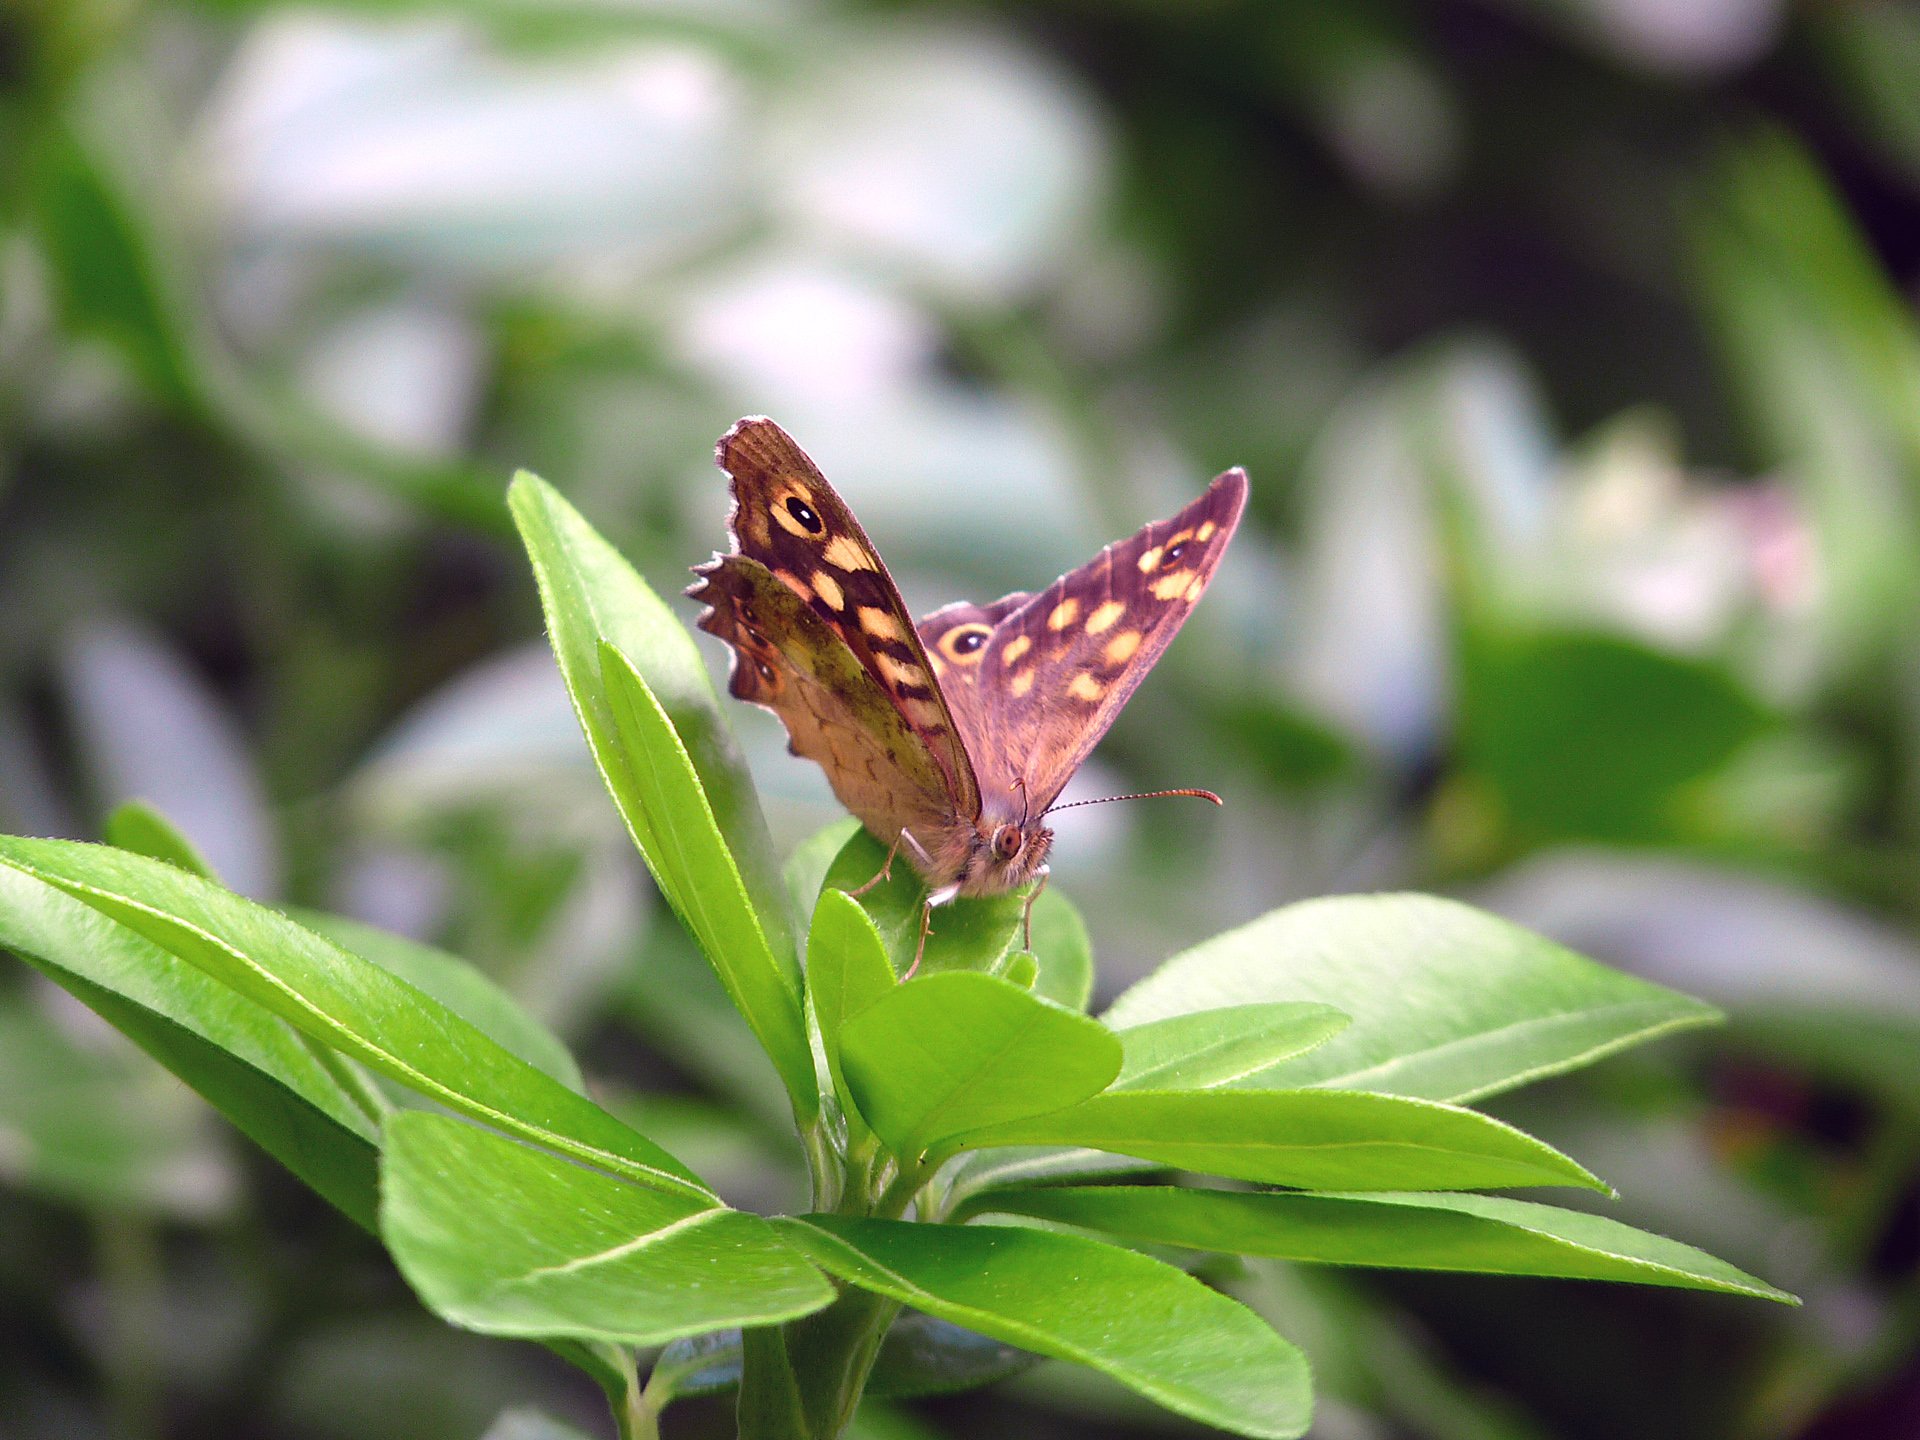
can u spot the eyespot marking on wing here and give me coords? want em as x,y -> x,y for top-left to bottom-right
940,624 -> 992,664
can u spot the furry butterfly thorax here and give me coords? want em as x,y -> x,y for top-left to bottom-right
690,417 -> 1247,917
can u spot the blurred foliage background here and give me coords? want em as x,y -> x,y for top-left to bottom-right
3,0 -> 1920,1437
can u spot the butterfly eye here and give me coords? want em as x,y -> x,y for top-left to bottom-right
785,497 -> 823,534
991,824 -> 1023,860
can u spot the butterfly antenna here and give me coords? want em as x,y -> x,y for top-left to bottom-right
1042,788 -> 1223,816
1014,776 -> 1032,828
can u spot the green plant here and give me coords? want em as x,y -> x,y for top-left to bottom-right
0,474 -> 1794,1440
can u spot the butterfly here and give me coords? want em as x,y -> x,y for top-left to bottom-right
690,417 -> 1248,970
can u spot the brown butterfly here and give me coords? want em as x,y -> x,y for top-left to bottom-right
690,417 -> 1247,970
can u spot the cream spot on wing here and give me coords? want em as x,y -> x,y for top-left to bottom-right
812,571 -> 845,610
1002,634 -> 1032,665
1196,520 -> 1217,542
1151,570 -> 1191,601
1086,600 -> 1126,635
858,607 -> 906,642
1068,673 -> 1105,702
823,535 -> 874,571
1048,598 -> 1080,630
1010,668 -> 1035,697
1104,630 -> 1143,665
1137,546 -> 1163,573
774,568 -> 814,601
1185,572 -> 1208,601
901,696 -> 946,729
875,653 -> 926,689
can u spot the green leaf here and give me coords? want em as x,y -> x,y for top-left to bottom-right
295,910 -> 583,1092
839,972 -> 1121,1158
776,1216 -> 1311,1439
785,818 -> 862,919
1113,1004 -> 1350,1091
823,829 -> 1022,978
807,889 -> 896,1131
956,1089 -> 1604,1192
0,998 -> 228,1217
1104,893 -> 1718,1104
0,838 -> 709,1200
1459,629 -> 1773,844
103,801 -> 216,879
979,1187 -> 1796,1303
0,862 -> 381,1227
869,1313 -> 1039,1398
598,640 -> 814,1111
380,1112 -> 833,1346
1027,887 -> 1093,1010
508,473 -> 814,1119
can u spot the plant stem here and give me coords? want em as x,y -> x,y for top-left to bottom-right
95,1211 -> 163,1440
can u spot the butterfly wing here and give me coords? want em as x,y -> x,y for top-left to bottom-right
958,469 -> 1249,812
915,590 -> 1032,760
691,555 -> 959,848
708,416 -> 980,822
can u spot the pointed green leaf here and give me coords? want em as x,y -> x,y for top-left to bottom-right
807,888 -> 896,1129
1114,1004 -> 1350,1091
980,1187 -> 1796,1303
600,640 -> 812,1109
293,910 -> 583,1092
508,472 -> 813,1119
381,1113 -> 833,1345
776,1215 -> 1311,1439
839,972 -> 1121,1157
103,801 -> 215,880
1104,894 -> 1718,1103
0,838 -> 710,1200
956,1089 -> 1604,1192
0,861 -> 380,1227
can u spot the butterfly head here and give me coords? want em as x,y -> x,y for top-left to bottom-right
956,816 -> 1052,895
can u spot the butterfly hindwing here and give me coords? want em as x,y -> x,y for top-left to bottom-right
966,469 -> 1249,811
715,418 -> 979,818
689,554 -> 954,846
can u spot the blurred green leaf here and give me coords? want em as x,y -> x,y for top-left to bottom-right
777,1215 -> 1312,1439
380,1112 -> 832,1346
980,1186 -> 1794,1302
1459,627 -> 1774,843
0,997 -> 228,1217
508,473 -> 814,1118
840,972 -> 1120,1158
956,1088 -> 1604,1192
1105,893 -> 1718,1103
1112,1003 -> 1350,1091
0,838 -> 709,1198
103,800 -> 216,879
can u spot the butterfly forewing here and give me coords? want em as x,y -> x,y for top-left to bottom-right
690,554 -> 955,846
966,470 -> 1249,812
714,418 -> 980,819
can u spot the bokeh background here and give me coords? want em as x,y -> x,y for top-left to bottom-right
4,1 -> 1920,1437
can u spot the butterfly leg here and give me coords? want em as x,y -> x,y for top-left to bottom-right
1020,866 -> 1051,951
905,882 -> 962,980
848,827 -> 933,899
